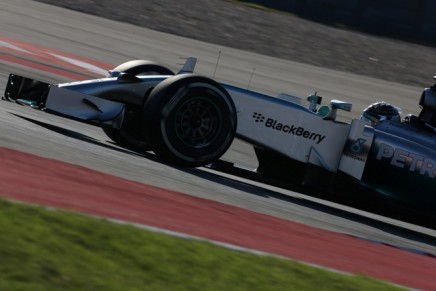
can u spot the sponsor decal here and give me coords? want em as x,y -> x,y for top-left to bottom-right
350,138 -> 366,154
252,112 -> 326,144
343,138 -> 367,162
376,143 -> 436,179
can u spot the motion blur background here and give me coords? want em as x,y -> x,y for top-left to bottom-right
244,0 -> 436,44
34,0 -> 436,89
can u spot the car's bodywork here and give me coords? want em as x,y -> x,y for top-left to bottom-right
3,58 -> 436,223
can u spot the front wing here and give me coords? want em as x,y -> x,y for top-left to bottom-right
3,74 -> 125,129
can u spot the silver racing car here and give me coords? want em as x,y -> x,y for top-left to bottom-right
3,58 -> 436,224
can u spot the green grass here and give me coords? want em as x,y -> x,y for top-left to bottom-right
0,199 -> 404,291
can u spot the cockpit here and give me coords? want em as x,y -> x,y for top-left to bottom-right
418,81 -> 436,129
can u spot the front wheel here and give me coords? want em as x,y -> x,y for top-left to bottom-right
143,74 -> 237,167
108,60 -> 174,76
103,104 -> 150,150
103,61 -> 174,150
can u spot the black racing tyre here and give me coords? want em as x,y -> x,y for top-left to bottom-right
108,60 -> 174,76
103,104 -> 150,150
143,74 -> 237,167
102,62 -> 174,150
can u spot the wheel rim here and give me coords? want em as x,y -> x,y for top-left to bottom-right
173,97 -> 221,148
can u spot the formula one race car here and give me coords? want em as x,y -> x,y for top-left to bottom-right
2,58 -> 436,223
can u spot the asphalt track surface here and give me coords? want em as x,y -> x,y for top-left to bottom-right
1,0 -> 436,289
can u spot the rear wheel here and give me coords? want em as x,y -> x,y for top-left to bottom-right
103,61 -> 174,150
143,74 -> 237,167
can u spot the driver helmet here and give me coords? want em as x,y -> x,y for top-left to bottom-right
360,101 -> 401,126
